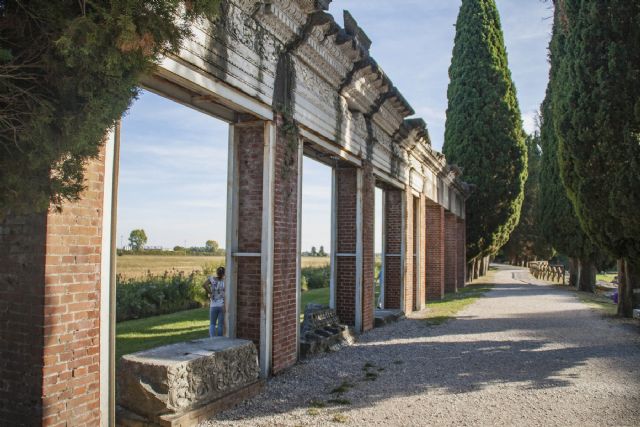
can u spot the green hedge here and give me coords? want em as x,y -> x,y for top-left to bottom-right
116,262 -> 222,321
301,265 -> 330,291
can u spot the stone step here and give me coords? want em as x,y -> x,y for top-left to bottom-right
374,309 -> 405,327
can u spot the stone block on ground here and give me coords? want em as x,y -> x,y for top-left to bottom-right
374,309 -> 405,327
117,337 -> 259,425
633,309 -> 640,320
300,304 -> 355,358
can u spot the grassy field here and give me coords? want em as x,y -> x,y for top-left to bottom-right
116,254 -> 330,278
116,286 -> 332,359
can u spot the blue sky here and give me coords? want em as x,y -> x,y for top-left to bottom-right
117,0 -> 552,252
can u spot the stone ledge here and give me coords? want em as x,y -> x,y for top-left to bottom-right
117,338 -> 259,425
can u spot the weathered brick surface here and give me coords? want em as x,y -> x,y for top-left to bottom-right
361,162 -> 375,332
235,124 -> 265,348
271,115 -> 299,373
1,150 -> 106,426
425,200 -> 445,301
444,212 -> 458,294
403,190 -> 414,314
416,195 -> 426,310
335,166 -> 357,326
0,213 -> 47,424
456,217 -> 466,288
383,189 -> 403,309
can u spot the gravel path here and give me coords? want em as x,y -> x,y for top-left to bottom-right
202,265 -> 640,426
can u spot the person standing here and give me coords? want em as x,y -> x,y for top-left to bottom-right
203,266 -> 225,337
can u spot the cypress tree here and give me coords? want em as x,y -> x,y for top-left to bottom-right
443,0 -> 528,270
553,0 -> 640,315
539,91 -> 598,291
503,132 -> 553,265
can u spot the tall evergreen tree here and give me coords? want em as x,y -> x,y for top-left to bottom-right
503,132 -> 553,265
443,0 -> 528,271
539,91 -> 597,291
553,0 -> 640,315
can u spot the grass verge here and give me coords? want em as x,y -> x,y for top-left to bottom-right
116,307 -> 209,360
423,283 -> 494,325
574,290 -> 617,316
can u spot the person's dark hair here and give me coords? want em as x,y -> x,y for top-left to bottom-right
216,266 -> 225,277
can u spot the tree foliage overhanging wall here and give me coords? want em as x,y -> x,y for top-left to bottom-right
0,0 -> 220,217
443,0 -> 527,261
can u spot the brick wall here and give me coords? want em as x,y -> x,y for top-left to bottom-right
0,213 -> 47,424
361,163 -> 375,332
425,200 -> 445,301
1,150 -> 106,426
383,189 -> 403,309
456,217 -> 466,288
235,123 -> 264,347
403,190 -> 414,314
444,212 -> 458,294
335,166 -> 357,326
416,195 -> 426,310
271,115 -> 299,373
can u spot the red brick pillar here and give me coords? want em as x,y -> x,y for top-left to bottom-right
0,153 -> 106,425
231,118 -> 300,375
271,115 -> 300,372
383,189 -> 403,309
361,162 -> 375,332
335,165 -> 357,327
425,200 -> 445,300
403,190 -> 415,314
456,217 -> 466,288
234,123 -> 264,349
444,212 -> 458,294
334,163 -> 373,333
416,195 -> 426,310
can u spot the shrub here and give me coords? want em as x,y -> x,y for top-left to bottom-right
301,265 -> 330,290
116,270 -> 209,321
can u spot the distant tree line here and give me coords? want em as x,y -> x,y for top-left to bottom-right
302,246 -> 328,257
120,229 -> 225,256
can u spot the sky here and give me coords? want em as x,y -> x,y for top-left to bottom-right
117,0 -> 552,252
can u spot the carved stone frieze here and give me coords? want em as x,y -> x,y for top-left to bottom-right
117,338 -> 260,420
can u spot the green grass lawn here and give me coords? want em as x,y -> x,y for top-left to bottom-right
116,307 -> 210,360
423,283 -> 494,325
117,287 -> 332,360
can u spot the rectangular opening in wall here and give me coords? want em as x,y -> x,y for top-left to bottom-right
299,155 -> 332,317
115,89 -> 229,360
375,187 -> 384,309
